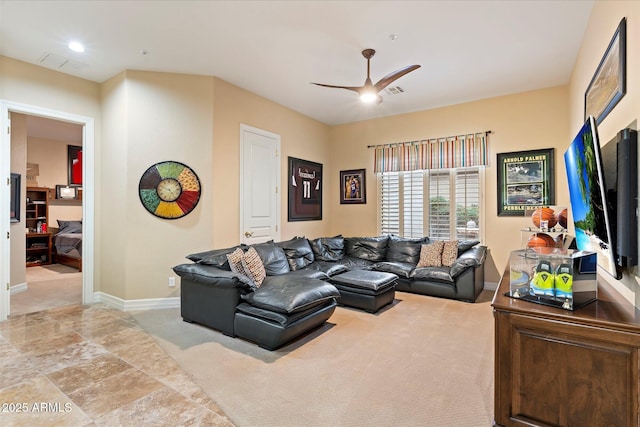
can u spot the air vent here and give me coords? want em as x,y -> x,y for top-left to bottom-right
384,86 -> 404,95
38,52 -> 87,70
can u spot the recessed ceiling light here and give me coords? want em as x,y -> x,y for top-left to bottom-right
68,41 -> 85,53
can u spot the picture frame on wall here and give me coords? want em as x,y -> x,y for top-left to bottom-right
68,144 -> 83,186
584,17 -> 626,125
56,185 -> 78,200
497,148 -> 555,216
340,169 -> 366,204
10,173 -> 20,223
288,157 -> 322,221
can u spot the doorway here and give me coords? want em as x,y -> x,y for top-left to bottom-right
0,101 -> 95,321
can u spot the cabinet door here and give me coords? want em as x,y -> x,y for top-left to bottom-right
496,312 -> 640,426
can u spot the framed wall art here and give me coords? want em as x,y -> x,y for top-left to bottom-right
56,185 -> 78,200
67,145 -> 83,186
497,148 -> 555,216
585,17 -> 626,125
340,169 -> 366,204
139,161 -> 201,219
288,157 -> 322,221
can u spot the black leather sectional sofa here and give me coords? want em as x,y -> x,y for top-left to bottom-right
173,235 -> 487,350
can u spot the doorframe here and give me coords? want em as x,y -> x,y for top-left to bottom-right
0,100 -> 95,321
239,124 -> 281,244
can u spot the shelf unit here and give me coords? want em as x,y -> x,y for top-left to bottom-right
25,187 -> 52,267
26,232 -> 52,267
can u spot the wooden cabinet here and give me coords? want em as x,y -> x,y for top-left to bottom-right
492,266 -> 640,426
25,187 -> 52,267
26,232 -> 52,267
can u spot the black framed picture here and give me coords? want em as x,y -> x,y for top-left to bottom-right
585,17 -> 626,125
68,145 -> 83,186
288,157 -> 322,221
497,148 -> 555,216
10,173 -> 20,223
340,169 -> 366,204
56,185 -> 78,200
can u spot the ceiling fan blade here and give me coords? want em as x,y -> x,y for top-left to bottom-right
310,82 -> 363,94
374,64 -> 421,92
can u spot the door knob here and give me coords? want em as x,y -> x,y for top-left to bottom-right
244,231 -> 254,238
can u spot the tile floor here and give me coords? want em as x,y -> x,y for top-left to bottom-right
0,304 -> 234,426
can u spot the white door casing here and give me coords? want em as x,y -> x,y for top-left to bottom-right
240,124 -> 281,245
0,100 -> 95,321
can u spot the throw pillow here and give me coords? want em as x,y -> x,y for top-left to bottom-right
441,240 -> 459,267
417,241 -> 445,267
226,248 -> 246,275
241,247 -> 267,287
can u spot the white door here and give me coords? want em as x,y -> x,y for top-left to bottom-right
240,124 -> 280,245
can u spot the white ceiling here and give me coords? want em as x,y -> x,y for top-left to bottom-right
0,1 -> 594,126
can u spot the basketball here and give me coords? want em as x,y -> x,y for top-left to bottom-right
556,208 -> 568,229
527,232 -> 555,248
531,207 -> 557,229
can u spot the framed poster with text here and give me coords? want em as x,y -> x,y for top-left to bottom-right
497,148 -> 555,216
288,157 -> 322,221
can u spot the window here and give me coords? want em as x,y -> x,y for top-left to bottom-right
378,167 -> 482,240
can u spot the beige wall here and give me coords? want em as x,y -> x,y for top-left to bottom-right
329,86 -> 569,285
2,56 -> 101,294
27,137 -> 83,226
568,0 -> 640,306
212,78 -> 332,247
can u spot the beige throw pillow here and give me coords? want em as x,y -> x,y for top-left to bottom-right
241,246 -> 267,287
441,240 -> 459,267
226,248 -> 246,274
417,241 -> 445,267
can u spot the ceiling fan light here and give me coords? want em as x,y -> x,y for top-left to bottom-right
360,92 -> 379,103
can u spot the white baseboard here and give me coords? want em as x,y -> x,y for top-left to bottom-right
93,292 -> 180,312
10,282 -> 27,295
483,281 -> 498,291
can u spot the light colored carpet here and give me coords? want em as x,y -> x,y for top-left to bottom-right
11,264 -> 82,316
132,291 -> 495,426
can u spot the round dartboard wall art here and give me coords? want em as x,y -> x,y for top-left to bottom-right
139,161 -> 201,219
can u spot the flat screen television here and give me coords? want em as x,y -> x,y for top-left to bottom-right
564,116 -> 621,279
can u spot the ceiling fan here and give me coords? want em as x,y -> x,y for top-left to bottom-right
311,48 -> 420,104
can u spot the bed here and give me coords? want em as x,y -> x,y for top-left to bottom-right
51,220 -> 82,271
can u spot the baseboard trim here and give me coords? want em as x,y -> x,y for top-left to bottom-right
93,292 -> 180,312
10,282 -> 27,295
483,281 -> 498,291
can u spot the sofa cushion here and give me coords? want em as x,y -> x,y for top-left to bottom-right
309,235 -> 345,261
386,235 -> 428,264
450,246 -> 487,278
236,301 -> 335,327
344,236 -> 389,261
252,241 -> 291,276
277,237 -> 315,271
240,247 -> 267,287
410,266 -> 454,283
441,240 -> 459,267
417,241 -> 445,267
305,261 -> 348,276
457,239 -> 480,256
336,256 -> 376,271
187,245 -> 245,269
242,277 -> 340,314
373,261 -> 415,279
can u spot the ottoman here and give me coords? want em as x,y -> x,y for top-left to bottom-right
329,270 -> 397,313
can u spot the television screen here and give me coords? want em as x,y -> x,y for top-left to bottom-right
564,116 -> 620,279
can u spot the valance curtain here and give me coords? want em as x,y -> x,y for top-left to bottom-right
373,132 -> 490,173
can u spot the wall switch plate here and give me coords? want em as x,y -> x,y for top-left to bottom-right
168,276 -> 176,287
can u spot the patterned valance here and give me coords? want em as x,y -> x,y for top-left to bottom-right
373,131 -> 490,173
